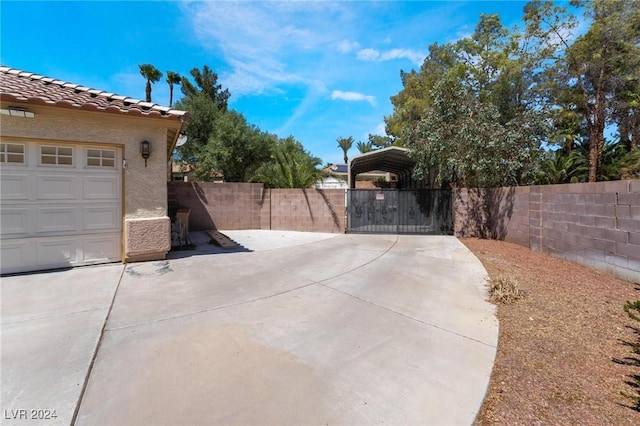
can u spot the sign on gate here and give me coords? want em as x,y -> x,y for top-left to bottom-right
347,189 -> 453,235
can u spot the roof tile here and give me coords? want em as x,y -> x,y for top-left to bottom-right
0,65 -> 188,121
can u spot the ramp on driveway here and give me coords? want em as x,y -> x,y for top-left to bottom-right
1,233 -> 498,425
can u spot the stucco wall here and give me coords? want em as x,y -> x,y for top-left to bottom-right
454,181 -> 640,283
1,103 -> 178,261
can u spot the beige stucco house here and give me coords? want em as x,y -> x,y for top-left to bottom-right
0,66 -> 189,274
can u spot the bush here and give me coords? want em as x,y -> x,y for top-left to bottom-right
488,275 -> 527,304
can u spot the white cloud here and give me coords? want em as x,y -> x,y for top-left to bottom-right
380,48 -> 425,64
337,39 -> 360,53
357,48 -> 380,61
180,1 -> 347,97
357,47 -> 424,66
179,1 -> 428,103
331,90 -> 376,106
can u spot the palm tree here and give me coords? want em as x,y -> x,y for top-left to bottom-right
138,64 -> 163,102
537,149 -> 588,184
251,139 -> 327,188
166,71 -> 181,107
356,141 -> 373,154
596,140 -> 640,181
336,136 -> 354,164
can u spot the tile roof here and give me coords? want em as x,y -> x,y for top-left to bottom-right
0,66 -> 189,121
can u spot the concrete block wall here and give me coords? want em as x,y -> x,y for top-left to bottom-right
169,182 -> 267,231
270,189 -> 345,233
168,182 -> 346,233
455,181 -> 640,283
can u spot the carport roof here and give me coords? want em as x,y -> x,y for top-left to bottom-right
349,146 -> 415,178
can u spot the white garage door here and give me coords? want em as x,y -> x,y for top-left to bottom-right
1,140 -> 122,274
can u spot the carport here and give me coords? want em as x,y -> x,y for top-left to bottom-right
347,147 -> 453,235
348,147 -> 417,189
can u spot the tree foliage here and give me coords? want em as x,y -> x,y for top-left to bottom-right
336,136 -> 354,164
368,134 -> 394,149
561,0 -> 640,181
138,64 -> 162,103
387,0 -> 640,187
356,141 -> 373,154
172,65 -> 322,184
166,70 -> 181,108
251,137 -> 327,188
403,13 -> 547,187
409,74 -> 542,187
201,111 -> 274,182
181,65 -> 230,110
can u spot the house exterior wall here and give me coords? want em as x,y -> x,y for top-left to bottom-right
454,181 -> 640,283
0,103 -> 177,262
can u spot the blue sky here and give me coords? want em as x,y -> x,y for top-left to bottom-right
1,0 -> 537,165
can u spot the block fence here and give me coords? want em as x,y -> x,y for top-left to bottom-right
168,182 -> 346,234
454,180 -> 640,283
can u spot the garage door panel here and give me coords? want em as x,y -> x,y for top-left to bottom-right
83,175 -> 119,200
83,235 -> 120,263
0,240 -> 35,272
36,207 -> 79,234
1,208 -> 31,237
36,237 -> 79,266
0,173 -> 31,200
36,174 -> 79,200
84,206 -> 120,231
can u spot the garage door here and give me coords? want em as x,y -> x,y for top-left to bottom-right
1,140 -> 122,274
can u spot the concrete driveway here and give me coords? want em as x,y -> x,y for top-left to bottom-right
1,232 -> 498,425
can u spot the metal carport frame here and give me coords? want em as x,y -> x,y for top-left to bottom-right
348,147 -> 417,188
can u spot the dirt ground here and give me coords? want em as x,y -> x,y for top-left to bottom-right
461,238 -> 640,425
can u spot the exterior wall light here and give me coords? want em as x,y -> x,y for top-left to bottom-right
140,140 -> 151,167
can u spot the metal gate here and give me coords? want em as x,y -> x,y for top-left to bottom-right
347,189 -> 453,235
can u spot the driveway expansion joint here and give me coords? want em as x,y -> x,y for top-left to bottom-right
70,264 -> 126,426
319,282 -> 497,349
0,307 -> 109,327
104,238 -> 401,332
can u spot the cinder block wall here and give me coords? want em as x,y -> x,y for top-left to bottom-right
270,189 -> 345,233
169,182 -> 267,231
168,182 -> 346,233
455,181 -> 640,283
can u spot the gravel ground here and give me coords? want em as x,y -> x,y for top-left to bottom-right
461,238 -> 640,425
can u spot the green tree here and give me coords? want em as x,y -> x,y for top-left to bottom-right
166,71 -> 181,108
408,74 -> 541,188
536,149 -> 588,184
201,111 -> 273,182
172,64 -> 319,183
174,91 -> 224,165
385,42 -> 459,144
138,64 -> 162,103
356,141 -> 373,154
591,140 -> 640,181
403,13 -> 548,187
558,0 -> 640,181
181,65 -> 230,110
174,65 -> 234,168
337,136 -> 354,164
368,134 -> 393,149
252,137 -> 327,188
